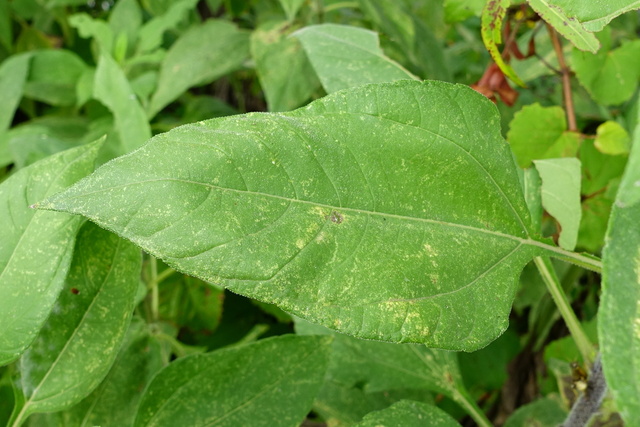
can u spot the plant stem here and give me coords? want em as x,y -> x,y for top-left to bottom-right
155,267 -> 177,284
532,242 -> 603,274
149,256 -> 159,322
534,256 -> 595,365
547,23 -> 577,131
453,388 -> 493,427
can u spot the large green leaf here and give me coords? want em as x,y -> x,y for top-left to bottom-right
0,141 -> 101,366
148,20 -> 250,118
355,400 -> 459,427
599,96 -> 640,424
11,223 -> 141,424
133,335 -> 331,427
294,24 -> 418,93
541,0 -> 640,31
38,81 -> 578,351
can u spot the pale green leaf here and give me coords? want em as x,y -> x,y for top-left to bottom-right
148,20 -> 250,118
503,396 -> 567,427
13,223 -> 141,423
355,400 -> 459,427
277,0 -> 305,21
595,121 -> 630,155
68,13 -> 114,55
22,50 -> 87,107
133,335 -> 332,427
136,0 -> 199,54
507,103 -> 580,168
444,0 -> 485,23
599,95 -> 640,425
108,0 -> 142,50
481,0 -> 526,87
35,81 -> 561,351
94,53 -> 151,153
534,158 -> 582,251
357,0 -> 451,81
294,24 -> 418,93
251,21 -> 320,112
572,30 -> 640,106
0,53 -> 32,167
0,141 -> 102,366
542,0 -> 640,32
527,0 -> 599,53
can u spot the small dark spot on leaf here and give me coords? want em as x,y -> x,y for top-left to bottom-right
70,287 -> 79,295
328,210 -> 343,224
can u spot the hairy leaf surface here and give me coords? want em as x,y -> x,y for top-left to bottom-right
39,81 -> 552,351
355,400 -> 459,427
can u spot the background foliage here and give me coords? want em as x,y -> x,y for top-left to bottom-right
1,0 -> 639,426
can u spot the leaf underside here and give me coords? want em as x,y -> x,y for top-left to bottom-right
39,81 -> 546,351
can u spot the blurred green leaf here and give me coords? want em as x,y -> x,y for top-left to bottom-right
595,121 -> 630,155
133,335 -> 332,427
507,103 -> 580,168
294,24 -> 418,93
444,0 -> 485,23
0,52 -> 31,167
503,396 -> 567,427
0,141 -> 101,366
355,400 -> 460,426
277,0 -> 305,21
148,20 -> 250,118
69,13 -> 114,55
23,50 -> 87,106
136,0 -> 199,54
108,0 -> 142,53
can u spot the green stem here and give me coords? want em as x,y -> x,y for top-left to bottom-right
526,240 -> 602,273
155,267 -> 177,284
452,388 -> 492,427
534,257 -> 595,365
148,256 -> 159,322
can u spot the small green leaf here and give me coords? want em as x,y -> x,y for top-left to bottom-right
136,0 -> 199,54
22,47 -> 86,107
503,397 -> 567,427
572,29 -> 640,106
355,400 -> 460,427
599,96 -> 640,425
0,141 -> 102,366
251,21 -> 320,112
38,81 -> 564,351
13,223 -> 141,423
0,52 -> 32,167
94,53 -> 151,153
148,20 -> 250,118
277,0 -> 305,21
507,103 -> 580,168
527,0 -> 600,53
108,0 -> 142,50
444,0 -> 485,23
68,13 -> 114,55
133,335 -> 332,427
294,24 -> 418,93
594,121 -> 631,155
481,0 -> 526,87
534,158 -> 582,251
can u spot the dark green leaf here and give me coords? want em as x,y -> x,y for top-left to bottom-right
0,53 -> 31,167
133,335 -> 332,427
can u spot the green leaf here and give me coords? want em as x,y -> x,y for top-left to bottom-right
481,0 -> 526,87
355,400 -> 460,427
507,103 -> 581,168
572,30 -> 640,106
133,335 -> 332,427
108,0 -> 142,51
534,158 -> 582,251
94,53 -> 151,153
68,13 -> 114,55
503,396 -> 567,427
599,96 -> 640,425
294,24 -> 418,94
0,141 -> 102,366
595,121 -> 631,155
357,0 -> 451,81
23,49 -> 87,107
444,0 -> 485,23
251,21 -> 320,112
136,0 -> 199,54
0,53 -> 32,167
12,223 -> 141,423
148,20 -> 250,118
277,0 -> 305,21
527,0 -> 600,53
539,0 -> 640,32
38,81 -> 571,351
24,318 -> 165,427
